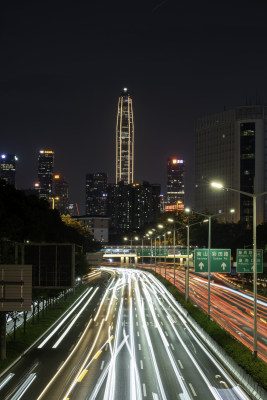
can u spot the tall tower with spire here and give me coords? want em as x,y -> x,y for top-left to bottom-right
116,88 -> 134,184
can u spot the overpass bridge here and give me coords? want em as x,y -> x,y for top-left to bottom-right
101,246 -> 193,265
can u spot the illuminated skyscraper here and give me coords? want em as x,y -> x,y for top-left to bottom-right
37,150 -> 54,201
166,158 -> 185,208
0,154 -> 18,186
116,88 -> 134,184
85,172 -> 107,216
53,174 -> 69,214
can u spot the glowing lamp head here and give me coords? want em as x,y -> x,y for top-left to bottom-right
211,182 -> 223,189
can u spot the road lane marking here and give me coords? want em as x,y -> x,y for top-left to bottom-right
138,344 -> 141,350
77,369 -> 88,382
93,350 -> 102,359
137,331 -> 140,336
140,360 -> 144,369
178,360 -> 184,369
136,321 -> 139,326
100,361 -> 105,370
143,383 -> 147,397
170,343 -> 175,350
165,331 -> 168,336
189,383 -> 197,396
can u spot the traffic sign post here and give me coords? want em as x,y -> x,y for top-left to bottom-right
194,249 -> 231,273
236,249 -> 263,273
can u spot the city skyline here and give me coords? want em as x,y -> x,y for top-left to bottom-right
1,1 -> 267,214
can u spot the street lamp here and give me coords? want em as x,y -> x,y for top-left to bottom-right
185,208 -> 234,310
168,218 -> 177,286
49,196 -> 59,210
157,224 -> 164,267
211,180 -> 267,358
184,209 -> 209,302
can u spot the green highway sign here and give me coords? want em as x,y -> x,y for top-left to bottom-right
194,249 -> 209,272
194,249 -> 231,273
180,249 -> 192,255
236,249 -> 263,273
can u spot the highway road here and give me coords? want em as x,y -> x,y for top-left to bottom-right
0,268 -> 251,400
152,264 -> 267,362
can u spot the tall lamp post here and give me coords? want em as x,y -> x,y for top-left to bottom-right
184,210 -> 209,302
211,181 -> 267,358
185,207 -> 234,314
157,224 -> 164,274
168,218 -> 177,286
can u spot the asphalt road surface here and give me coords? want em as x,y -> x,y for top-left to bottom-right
0,268 -> 251,400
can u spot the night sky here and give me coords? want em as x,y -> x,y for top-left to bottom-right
1,0 -> 267,214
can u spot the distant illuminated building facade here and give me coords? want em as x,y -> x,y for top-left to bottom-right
53,174 -> 69,214
195,105 -> 267,225
0,154 -> 18,186
37,150 -> 54,201
166,158 -> 185,209
116,88 -> 134,184
85,173 -> 107,216
107,181 -> 160,233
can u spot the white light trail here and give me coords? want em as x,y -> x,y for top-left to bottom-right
38,287 -> 93,349
10,373 -> 36,400
193,278 -> 267,307
52,287 -> 99,348
36,319 -> 93,400
94,278 -> 114,321
0,373 -> 15,390
135,278 -> 168,400
62,318 -> 105,399
103,298 -> 124,400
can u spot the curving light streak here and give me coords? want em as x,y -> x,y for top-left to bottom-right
105,278 -> 121,321
62,318 -> 105,399
38,287 -> 93,349
135,278 -> 168,400
144,272 -> 250,400
36,319 -> 92,399
103,298 -> 124,400
94,278 -> 115,322
128,296 -> 142,400
193,278 -> 267,307
52,287 -> 99,348
141,279 -> 191,400
88,334 -> 129,400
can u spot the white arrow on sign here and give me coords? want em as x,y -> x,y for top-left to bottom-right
199,262 -> 204,270
221,262 -> 226,270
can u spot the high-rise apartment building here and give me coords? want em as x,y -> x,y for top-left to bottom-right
85,173 -> 107,216
0,154 -> 18,186
107,181 -> 160,233
195,106 -> 267,225
53,174 -> 69,214
37,150 -> 54,201
166,158 -> 185,207
116,88 -> 134,184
